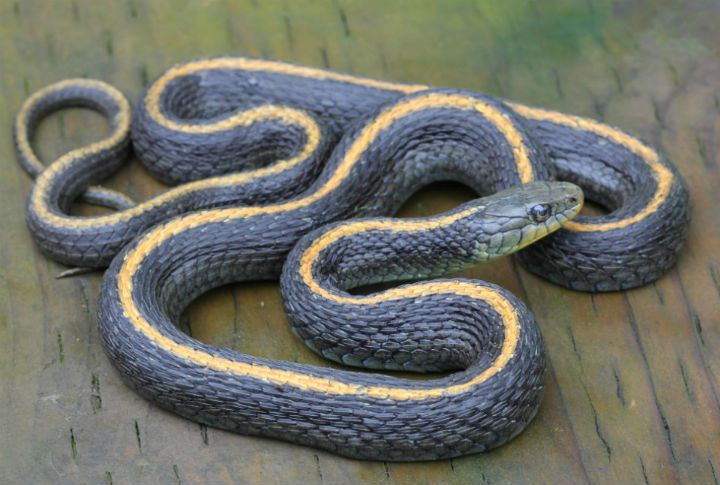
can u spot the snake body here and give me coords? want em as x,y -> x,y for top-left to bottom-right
15,56 -> 690,460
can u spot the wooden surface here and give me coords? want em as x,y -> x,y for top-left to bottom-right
1,1 -> 719,483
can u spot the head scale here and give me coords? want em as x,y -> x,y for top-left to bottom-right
469,181 -> 583,259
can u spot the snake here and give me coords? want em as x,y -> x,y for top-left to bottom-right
14,56 -> 690,461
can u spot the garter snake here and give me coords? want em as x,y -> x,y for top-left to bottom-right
15,56 -> 690,461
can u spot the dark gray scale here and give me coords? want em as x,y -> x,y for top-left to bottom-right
97,181 -> 577,459
282,219 -> 505,374
347,107 -> 551,218
156,64 -> 398,132
18,56 -> 690,290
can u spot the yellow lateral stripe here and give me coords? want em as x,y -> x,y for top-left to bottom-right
290,206 -> 521,394
298,208 -> 483,304
508,102 -> 673,231
28,105 -> 321,228
119,221 -> 518,399
144,57 -> 429,132
15,79 -> 131,175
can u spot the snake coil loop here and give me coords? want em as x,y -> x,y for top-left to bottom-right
15,56 -> 689,460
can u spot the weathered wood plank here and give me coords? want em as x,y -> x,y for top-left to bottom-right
2,0 -> 719,483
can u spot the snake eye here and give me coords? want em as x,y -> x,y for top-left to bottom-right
529,204 -> 551,223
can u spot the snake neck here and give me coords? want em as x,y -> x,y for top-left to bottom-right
301,182 -> 583,293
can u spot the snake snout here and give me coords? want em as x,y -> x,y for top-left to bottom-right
543,181 -> 584,223
482,181 -> 583,224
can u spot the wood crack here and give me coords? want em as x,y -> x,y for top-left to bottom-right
674,272 -> 720,411
623,295 -> 677,461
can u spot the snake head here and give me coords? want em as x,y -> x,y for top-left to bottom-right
469,181 -> 584,259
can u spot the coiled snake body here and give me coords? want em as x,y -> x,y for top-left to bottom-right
14,57 -> 689,461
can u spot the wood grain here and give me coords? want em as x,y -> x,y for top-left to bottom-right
1,0 -> 718,483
